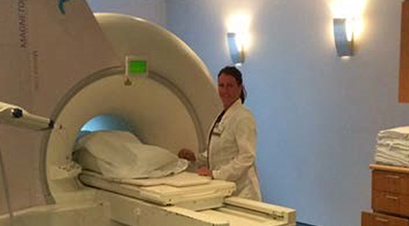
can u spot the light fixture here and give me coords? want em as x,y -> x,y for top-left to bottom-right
333,18 -> 354,57
227,32 -> 245,65
331,0 -> 366,57
226,14 -> 250,65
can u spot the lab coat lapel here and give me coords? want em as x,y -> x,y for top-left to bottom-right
207,99 -> 242,167
219,99 -> 242,124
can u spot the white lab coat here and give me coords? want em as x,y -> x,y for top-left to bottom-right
204,99 -> 261,201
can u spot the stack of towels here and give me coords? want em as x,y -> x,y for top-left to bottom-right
375,126 -> 409,167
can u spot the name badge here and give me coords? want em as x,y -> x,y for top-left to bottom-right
212,123 -> 224,136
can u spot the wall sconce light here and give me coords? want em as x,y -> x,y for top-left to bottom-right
331,0 -> 366,57
227,32 -> 245,65
333,18 -> 354,57
227,14 -> 250,66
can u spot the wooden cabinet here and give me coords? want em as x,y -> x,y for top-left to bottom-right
362,164 -> 409,225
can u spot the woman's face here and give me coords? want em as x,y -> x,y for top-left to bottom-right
218,73 -> 242,109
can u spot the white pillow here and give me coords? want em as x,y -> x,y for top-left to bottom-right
75,130 -> 187,179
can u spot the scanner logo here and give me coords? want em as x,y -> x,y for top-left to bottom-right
17,0 -> 28,49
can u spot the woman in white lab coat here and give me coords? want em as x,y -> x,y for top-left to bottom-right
179,66 -> 261,201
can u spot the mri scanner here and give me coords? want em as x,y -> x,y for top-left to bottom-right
0,13 -> 295,226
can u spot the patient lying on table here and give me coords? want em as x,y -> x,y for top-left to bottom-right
74,131 -> 234,208
74,130 -> 188,179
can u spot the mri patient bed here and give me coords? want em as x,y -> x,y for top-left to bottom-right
0,13 -> 295,226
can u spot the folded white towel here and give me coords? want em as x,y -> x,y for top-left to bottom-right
375,126 -> 409,167
378,126 -> 409,140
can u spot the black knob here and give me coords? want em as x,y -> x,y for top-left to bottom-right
48,120 -> 54,129
11,108 -> 23,118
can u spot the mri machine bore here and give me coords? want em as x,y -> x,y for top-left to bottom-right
0,14 -> 295,226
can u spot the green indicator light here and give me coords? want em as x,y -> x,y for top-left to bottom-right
128,60 -> 147,75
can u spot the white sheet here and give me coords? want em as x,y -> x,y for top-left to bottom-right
82,170 -> 211,187
75,130 -> 188,179
79,170 -> 235,208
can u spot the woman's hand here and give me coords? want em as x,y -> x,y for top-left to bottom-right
178,148 -> 196,162
197,167 -> 213,178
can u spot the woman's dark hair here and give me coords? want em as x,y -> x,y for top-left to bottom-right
217,66 -> 247,103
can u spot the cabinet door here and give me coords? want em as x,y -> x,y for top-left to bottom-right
399,1 -> 409,102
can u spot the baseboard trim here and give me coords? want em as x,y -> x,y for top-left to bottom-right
297,222 -> 317,226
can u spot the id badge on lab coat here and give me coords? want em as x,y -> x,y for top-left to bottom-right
212,123 -> 224,137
